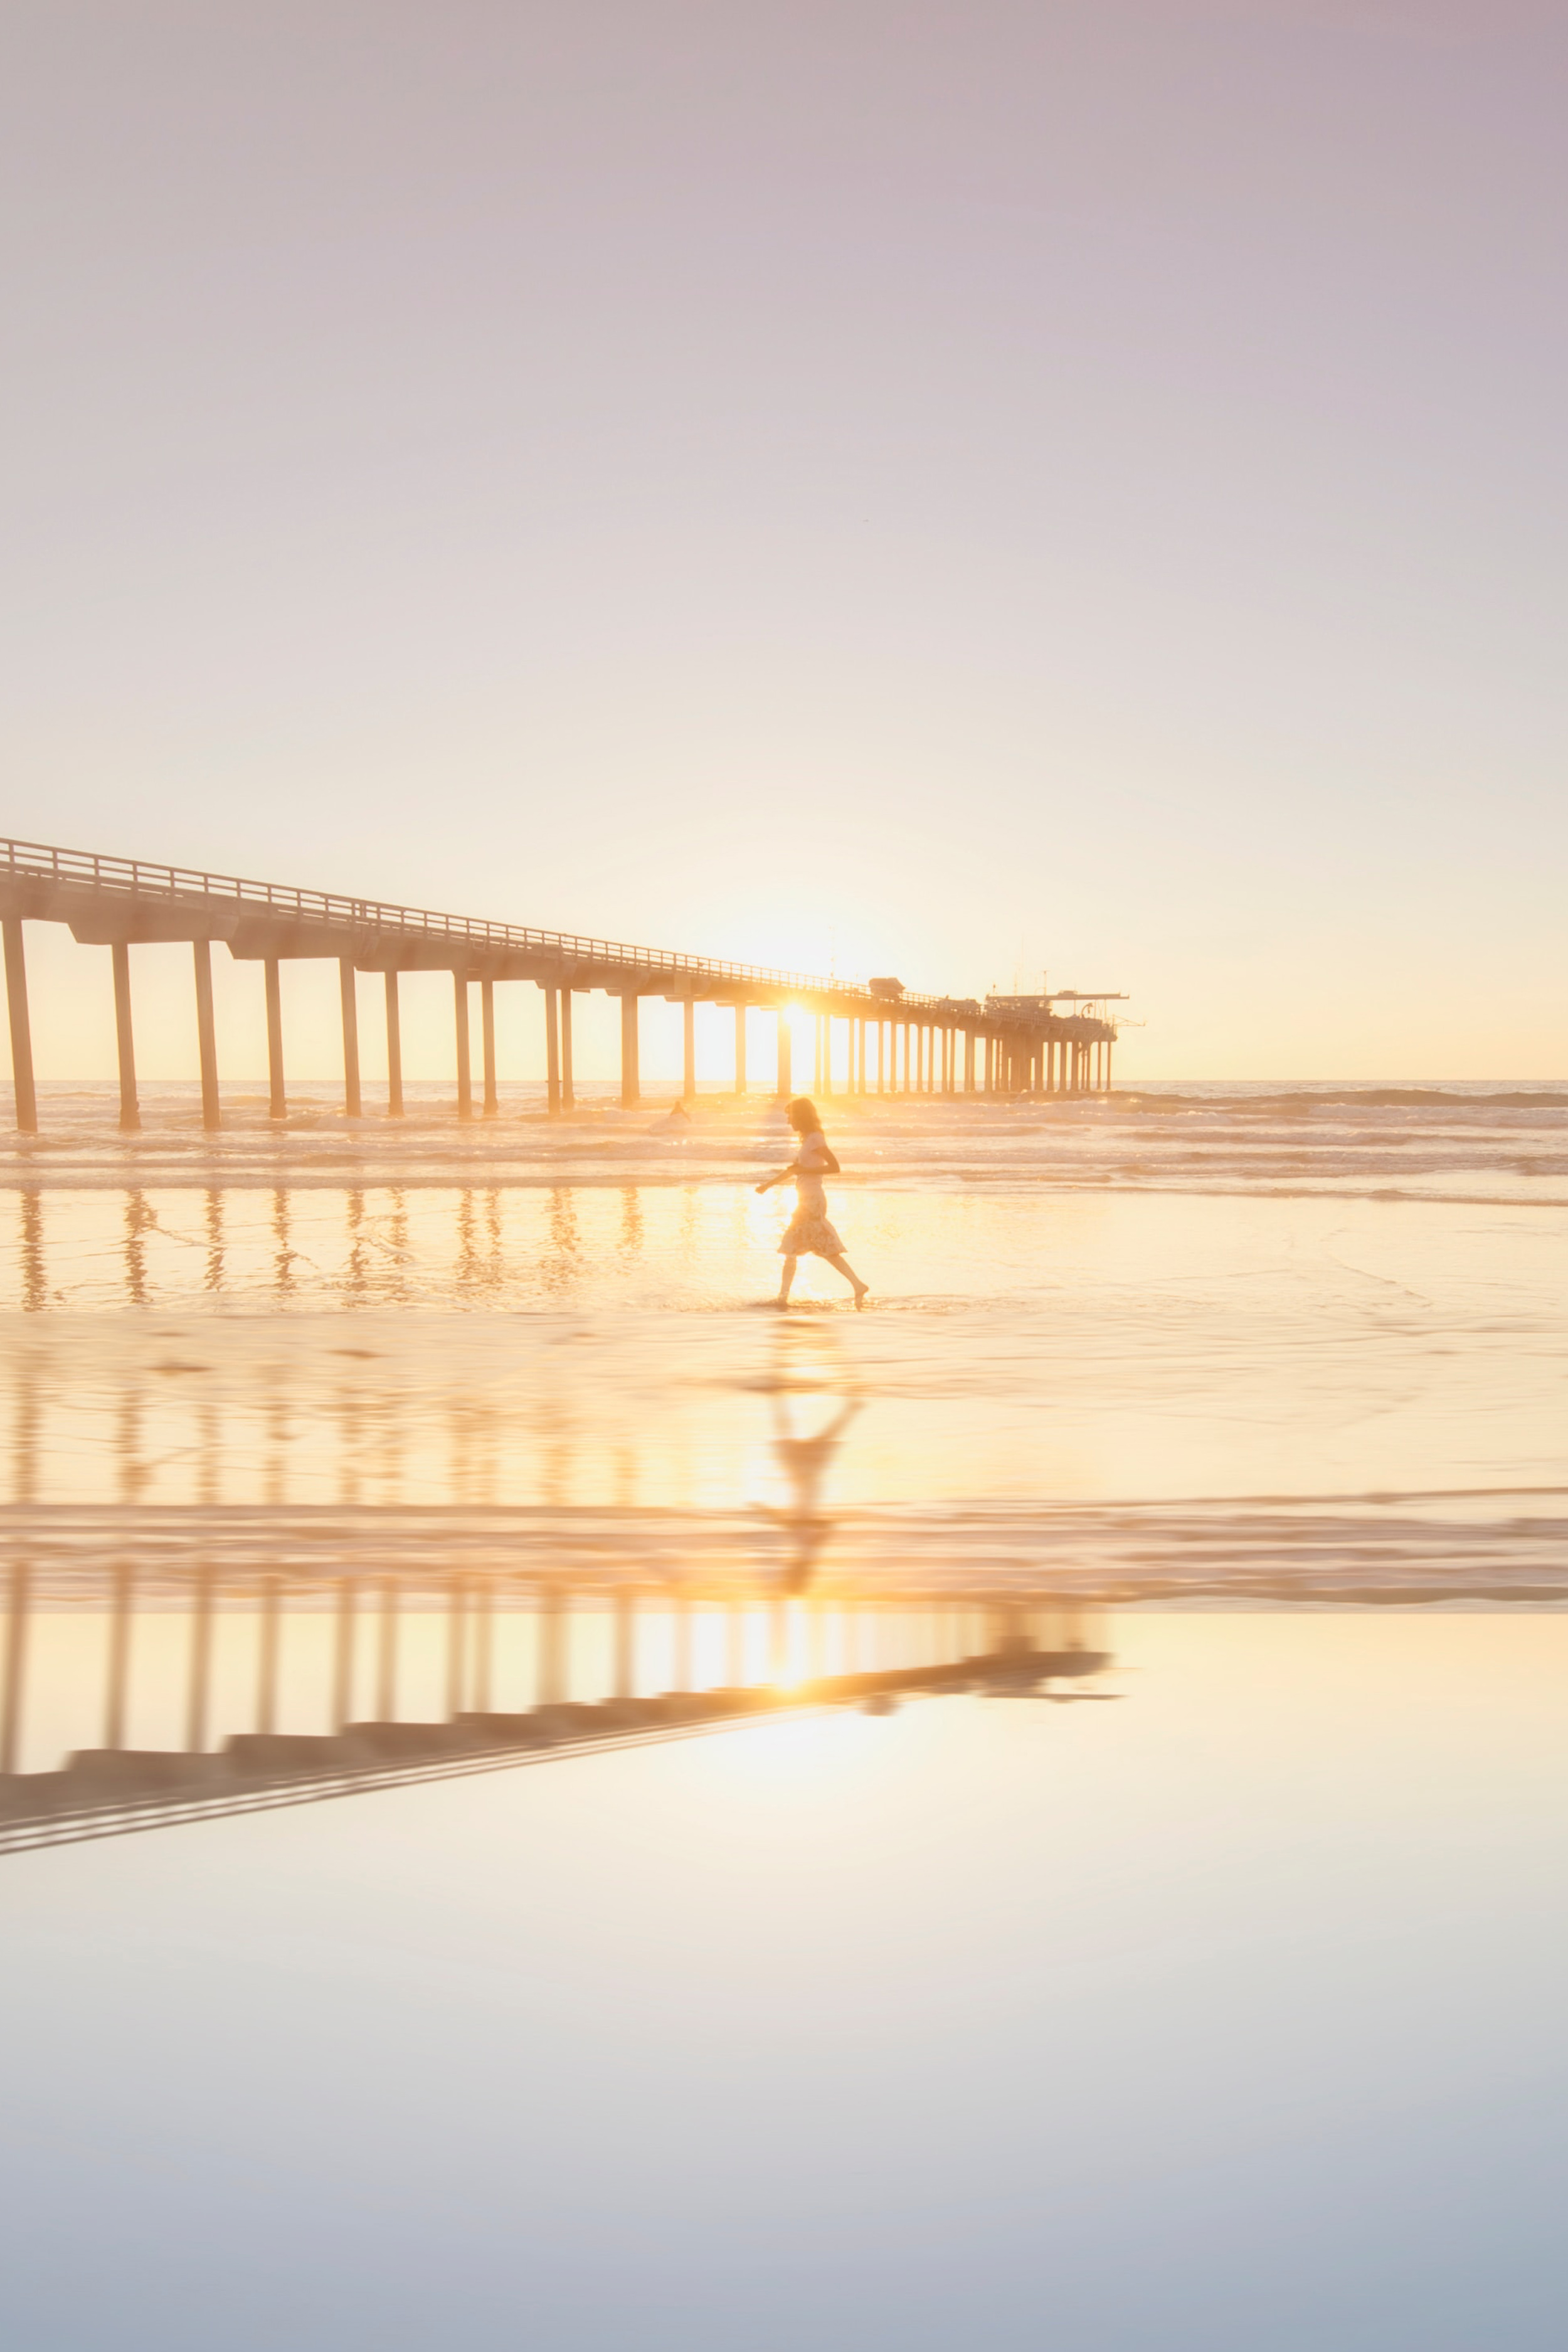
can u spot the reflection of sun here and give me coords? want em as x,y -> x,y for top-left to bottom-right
718,1710 -> 868,1794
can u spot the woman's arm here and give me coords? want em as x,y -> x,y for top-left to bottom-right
755,1157 -> 801,1195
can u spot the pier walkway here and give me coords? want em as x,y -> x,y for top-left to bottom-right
0,835 -> 1123,1131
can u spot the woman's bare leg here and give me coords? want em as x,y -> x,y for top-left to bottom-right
825,1251 -> 869,1305
776,1255 -> 798,1305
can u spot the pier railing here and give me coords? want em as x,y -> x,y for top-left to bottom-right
0,834 -> 962,1011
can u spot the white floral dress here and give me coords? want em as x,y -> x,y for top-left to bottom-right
778,1131 -> 845,1258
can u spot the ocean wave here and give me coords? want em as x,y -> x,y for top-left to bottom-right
3,1494 -> 1562,1606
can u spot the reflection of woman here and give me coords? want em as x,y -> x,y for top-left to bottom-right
769,1391 -> 861,1592
755,1098 -> 870,1308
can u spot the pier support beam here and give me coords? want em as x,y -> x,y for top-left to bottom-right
560,989 -> 575,1110
3,920 -> 36,1135
481,980 -> 498,1116
339,958 -> 361,1118
1104,1038 -> 1113,1093
734,1004 -> 746,1097
776,1008 -> 791,1100
683,1000 -> 696,1103
544,985 -> 561,1115
111,943 -> 140,1132
454,976 -> 472,1120
620,993 -> 640,1108
265,957 -> 285,1120
384,973 -> 403,1116
965,1030 -> 975,1091
193,941 -> 220,1130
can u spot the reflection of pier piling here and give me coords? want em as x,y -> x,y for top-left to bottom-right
0,835 -> 1123,1125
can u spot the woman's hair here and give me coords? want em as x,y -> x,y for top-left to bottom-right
786,1096 -> 823,1134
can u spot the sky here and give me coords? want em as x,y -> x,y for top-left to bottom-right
3,0 -> 1565,1081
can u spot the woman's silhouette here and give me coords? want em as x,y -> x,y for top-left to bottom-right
756,1097 -> 869,1308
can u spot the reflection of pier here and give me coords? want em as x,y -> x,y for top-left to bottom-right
0,1560 -> 1112,1853
1,834 -> 1121,1127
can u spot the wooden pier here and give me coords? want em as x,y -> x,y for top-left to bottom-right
0,836 -> 1123,1129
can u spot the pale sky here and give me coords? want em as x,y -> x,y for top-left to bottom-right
4,0 -> 1565,1081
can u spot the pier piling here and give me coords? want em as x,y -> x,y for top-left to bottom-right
481,980 -> 498,1117
3,920 -> 36,1135
193,941 -> 220,1130
620,995 -> 640,1108
544,985 -> 561,1115
454,976 -> 472,1121
384,972 -> 403,1117
265,957 -> 285,1120
111,943 -> 139,1133
339,958 -> 361,1118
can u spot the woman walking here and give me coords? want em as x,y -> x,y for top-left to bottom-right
756,1098 -> 870,1308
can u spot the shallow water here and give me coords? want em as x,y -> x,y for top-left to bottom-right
0,1085 -> 1564,2346
6,1076 -> 1568,1205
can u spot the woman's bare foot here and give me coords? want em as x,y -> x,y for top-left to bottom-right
853,1283 -> 870,1310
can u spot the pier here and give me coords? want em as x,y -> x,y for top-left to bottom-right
0,837 -> 1123,1129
